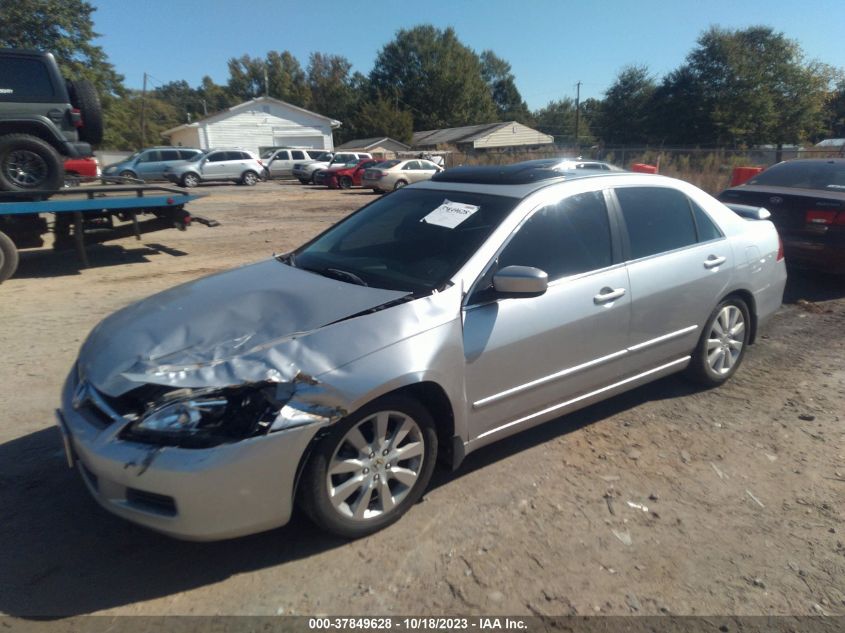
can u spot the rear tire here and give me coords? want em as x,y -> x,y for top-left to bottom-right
687,297 -> 751,387
67,80 -> 103,145
393,179 -> 408,190
0,230 -> 20,283
0,134 -> 64,193
181,172 -> 200,188
241,170 -> 258,186
298,178 -> 309,185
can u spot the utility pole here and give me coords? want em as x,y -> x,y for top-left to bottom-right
140,72 -> 148,147
574,80 -> 581,150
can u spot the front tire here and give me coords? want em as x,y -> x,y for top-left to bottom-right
299,394 -> 438,539
0,134 -> 63,193
339,175 -> 352,189
241,170 -> 258,186
687,297 -> 750,387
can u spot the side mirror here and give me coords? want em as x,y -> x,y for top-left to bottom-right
493,266 -> 548,296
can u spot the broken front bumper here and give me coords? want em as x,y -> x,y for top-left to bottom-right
58,371 -> 324,540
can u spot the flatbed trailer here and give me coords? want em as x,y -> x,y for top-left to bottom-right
0,185 -> 214,283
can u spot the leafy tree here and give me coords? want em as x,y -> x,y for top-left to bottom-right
307,53 -> 356,120
227,54 -> 267,101
101,92 -> 179,150
350,95 -> 414,144
267,50 -> 310,107
592,65 -> 655,145
824,81 -> 845,139
153,80 -> 201,124
657,26 -> 834,147
480,50 -> 532,123
533,98 -> 582,143
198,76 -> 236,114
370,25 -> 497,130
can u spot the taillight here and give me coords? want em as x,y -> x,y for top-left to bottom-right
805,209 -> 845,226
776,235 -> 784,261
70,108 -> 83,128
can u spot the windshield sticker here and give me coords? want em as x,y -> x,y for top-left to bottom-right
826,184 -> 845,189
422,199 -> 480,229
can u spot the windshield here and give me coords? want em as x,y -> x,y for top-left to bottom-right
291,188 -> 518,293
315,152 -> 332,161
124,151 -> 141,162
186,152 -> 206,162
261,150 -> 275,159
747,161 -> 845,191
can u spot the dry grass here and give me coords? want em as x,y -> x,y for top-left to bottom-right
440,145 -> 844,195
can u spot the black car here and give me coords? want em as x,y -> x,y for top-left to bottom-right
718,159 -> 845,273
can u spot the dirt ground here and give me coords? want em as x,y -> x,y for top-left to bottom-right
0,181 -> 843,618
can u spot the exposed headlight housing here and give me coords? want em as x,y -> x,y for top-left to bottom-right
123,385 -> 284,448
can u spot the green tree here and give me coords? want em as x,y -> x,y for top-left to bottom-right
533,98 -> 582,143
370,25 -> 497,130
101,92 -> 179,150
307,53 -> 356,120
227,54 -> 267,101
480,50 -> 532,123
266,50 -> 311,107
350,95 -> 414,144
591,65 -> 655,145
198,76 -> 236,114
656,26 -> 835,147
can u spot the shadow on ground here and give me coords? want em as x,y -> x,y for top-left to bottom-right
15,243 -> 189,279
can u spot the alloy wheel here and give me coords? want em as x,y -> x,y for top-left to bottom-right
706,305 -> 745,375
5,150 -> 48,187
326,410 -> 425,521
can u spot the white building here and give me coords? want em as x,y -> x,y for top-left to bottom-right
162,97 -> 341,155
412,121 -> 553,152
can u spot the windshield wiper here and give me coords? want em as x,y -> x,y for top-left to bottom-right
324,268 -> 368,286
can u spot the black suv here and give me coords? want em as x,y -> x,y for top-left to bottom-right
0,49 -> 103,192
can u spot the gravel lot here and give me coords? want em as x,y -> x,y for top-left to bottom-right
0,181 -> 843,617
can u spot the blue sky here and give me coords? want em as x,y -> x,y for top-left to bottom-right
91,0 -> 844,111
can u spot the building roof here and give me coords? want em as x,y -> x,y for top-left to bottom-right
412,122 -> 512,147
814,138 -> 845,148
335,137 -> 411,151
162,96 -> 341,136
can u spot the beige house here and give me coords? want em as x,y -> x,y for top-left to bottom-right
412,121 -> 553,152
334,137 -> 411,160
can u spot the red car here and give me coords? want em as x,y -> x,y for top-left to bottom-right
322,158 -> 380,189
64,156 -> 100,185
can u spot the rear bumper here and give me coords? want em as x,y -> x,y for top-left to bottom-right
783,233 -> 845,273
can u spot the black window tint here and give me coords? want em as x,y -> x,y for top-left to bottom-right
160,150 -> 180,161
498,191 -> 612,281
616,187 -> 697,259
178,150 -> 197,159
207,153 -> 226,162
0,58 -> 55,101
691,202 -> 722,242
291,151 -> 304,160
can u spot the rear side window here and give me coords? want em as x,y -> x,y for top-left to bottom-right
0,58 -> 56,101
178,150 -> 198,159
615,187 -> 698,259
692,202 -> 723,242
160,150 -> 180,161
497,191 -> 613,281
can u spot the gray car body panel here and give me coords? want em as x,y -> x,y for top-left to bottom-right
61,172 -> 786,539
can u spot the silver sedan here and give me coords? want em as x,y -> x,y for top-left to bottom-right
57,165 -> 786,540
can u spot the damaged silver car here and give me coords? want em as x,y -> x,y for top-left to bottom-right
57,163 -> 786,540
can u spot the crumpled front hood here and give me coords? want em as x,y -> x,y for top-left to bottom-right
79,259 -> 408,397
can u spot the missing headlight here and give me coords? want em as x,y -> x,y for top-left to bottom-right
121,383 -> 285,448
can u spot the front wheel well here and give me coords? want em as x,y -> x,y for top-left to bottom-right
720,289 -> 758,344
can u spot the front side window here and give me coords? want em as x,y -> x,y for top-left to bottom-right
497,191 -> 613,282
137,151 -> 160,163
206,152 -> 226,162
615,187 -> 698,260
292,189 -> 519,293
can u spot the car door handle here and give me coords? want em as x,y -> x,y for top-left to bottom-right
704,255 -> 727,269
593,287 -> 626,304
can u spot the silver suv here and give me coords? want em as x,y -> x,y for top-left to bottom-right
163,149 -> 265,187
101,147 -> 203,182
262,148 -> 325,178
